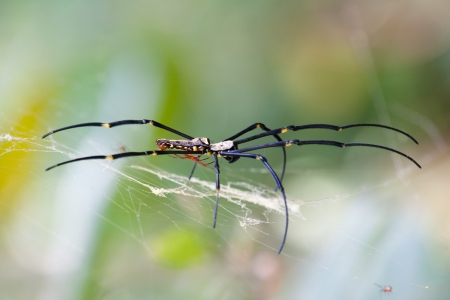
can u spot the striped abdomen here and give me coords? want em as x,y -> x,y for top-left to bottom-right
156,137 -> 211,152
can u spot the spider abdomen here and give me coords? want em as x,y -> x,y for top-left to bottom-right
156,137 -> 211,152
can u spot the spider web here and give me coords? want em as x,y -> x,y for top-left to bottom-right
1,105 -> 448,300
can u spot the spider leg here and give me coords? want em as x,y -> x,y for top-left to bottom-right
212,153 -> 220,228
230,123 -> 417,190
42,119 -> 194,139
188,163 -> 198,180
224,123 -> 282,141
233,123 -> 418,146
230,139 -> 421,168
218,151 -> 288,254
44,150 -> 204,171
373,283 -> 383,289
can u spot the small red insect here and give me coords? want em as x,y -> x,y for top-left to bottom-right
170,153 -> 212,167
112,142 -> 127,152
374,283 -> 393,295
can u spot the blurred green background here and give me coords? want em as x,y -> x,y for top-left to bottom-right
1,1 -> 450,299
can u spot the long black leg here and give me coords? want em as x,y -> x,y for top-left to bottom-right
212,153 -> 220,228
229,139 -> 421,168
45,150 -> 206,171
233,123 -> 418,146
188,162 -> 198,180
42,119 -> 194,140
225,123 -> 281,141
218,151 -> 288,254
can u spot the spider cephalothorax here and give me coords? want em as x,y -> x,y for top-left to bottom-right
43,119 -> 421,254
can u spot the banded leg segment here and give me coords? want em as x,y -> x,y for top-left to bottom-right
229,139 -> 421,168
233,123 -> 418,146
218,152 -> 288,254
42,119 -> 194,140
45,150 -> 206,171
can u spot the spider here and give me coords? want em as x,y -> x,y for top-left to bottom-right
42,119 -> 421,254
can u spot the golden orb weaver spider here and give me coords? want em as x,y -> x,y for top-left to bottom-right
43,119 -> 421,254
